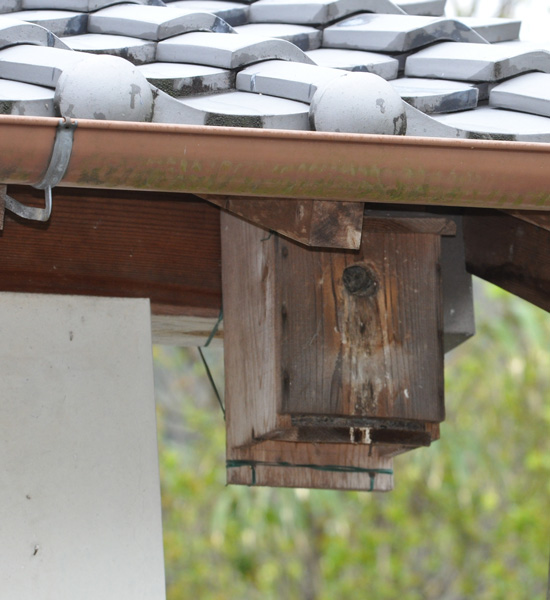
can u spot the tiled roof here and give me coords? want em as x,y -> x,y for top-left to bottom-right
1,0 -> 549,141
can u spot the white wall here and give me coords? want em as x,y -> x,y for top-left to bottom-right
0,293 -> 166,600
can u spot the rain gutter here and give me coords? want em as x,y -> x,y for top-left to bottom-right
2,115 -> 550,210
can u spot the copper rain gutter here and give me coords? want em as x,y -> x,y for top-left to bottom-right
1,114 -> 550,210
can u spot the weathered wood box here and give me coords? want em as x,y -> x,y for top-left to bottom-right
222,208 -> 466,491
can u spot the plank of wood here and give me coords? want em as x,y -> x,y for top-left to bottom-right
505,210 -> 550,232
151,314 -> 223,347
227,441 -> 394,491
363,216 -> 456,235
0,186 -> 222,317
278,230 -> 445,423
202,195 -> 364,249
221,210 -> 282,447
464,210 -> 550,312
0,185 -> 4,231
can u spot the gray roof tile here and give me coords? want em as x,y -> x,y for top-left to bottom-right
151,86 -> 205,124
63,32 -> 157,64
166,0 -> 249,27
138,60 -> 234,96
155,88 -> 310,128
306,47 -> 399,79
0,14 -> 69,48
5,9 -> 88,36
490,72 -> 550,118
0,78 -> 55,115
156,31 -> 314,68
88,4 -> 232,41
0,43 -> 82,86
455,16 -> 521,43
236,58 -> 341,101
21,0 -> 147,11
394,0 -> 444,16
390,76 -> 479,113
234,23 -> 321,51
405,41 -> 550,82
249,0 -> 404,27
0,0 -> 22,12
405,103 -> 550,142
323,14 -> 488,53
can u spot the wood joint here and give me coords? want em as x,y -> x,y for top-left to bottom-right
201,194 -> 364,249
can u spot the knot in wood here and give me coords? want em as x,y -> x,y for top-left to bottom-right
342,265 -> 377,297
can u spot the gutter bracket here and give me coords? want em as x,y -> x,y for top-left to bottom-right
2,117 -> 77,223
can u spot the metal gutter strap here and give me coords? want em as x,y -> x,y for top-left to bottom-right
1,115 -> 550,210
2,117 -> 77,222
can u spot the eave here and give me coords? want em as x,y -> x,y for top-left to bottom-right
2,115 -> 550,210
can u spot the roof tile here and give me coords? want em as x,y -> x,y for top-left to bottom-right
138,60 -> 234,96
88,4 -> 233,41
63,32 -> 157,64
405,41 -> 550,82
156,31 -> 314,68
306,47 -> 399,79
237,58 -> 342,101
390,76 -> 479,113
3,9 -> 87,36
323,14 -> 488,53
490,72 -> 550,118
0,78 -> 54,115
234,23 -> 322,51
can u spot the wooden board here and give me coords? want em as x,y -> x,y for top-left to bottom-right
221,210 -> 283,447
0,186 -> 222,317
464,211 -> 550,312
505,210 -> 550,233
0,185 -> 5,231
278,230 -> 444,423
203,195 -> 364,249
227,440 -> 394,492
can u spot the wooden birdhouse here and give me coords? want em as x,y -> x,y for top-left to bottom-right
220,202 -> 472,491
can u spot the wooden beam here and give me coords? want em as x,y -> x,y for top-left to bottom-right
504,210 -> 550,232
363,216 -> 456,236
0,186 -> 222,315
0,185 -> 4,231
464,210 -> 550,312
202,195 -> 364,249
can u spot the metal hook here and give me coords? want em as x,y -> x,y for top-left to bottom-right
3,186 -> 53,222
2,117 -> 77,223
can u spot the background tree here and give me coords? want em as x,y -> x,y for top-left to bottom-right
154,280 -> 550,600
449,0 -> 523,17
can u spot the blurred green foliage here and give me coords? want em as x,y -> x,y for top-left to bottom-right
154,280 -> 550,600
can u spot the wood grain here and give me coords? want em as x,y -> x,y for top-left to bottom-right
505,210 -> 550,232
227,440 -> 394,491
202,195 -> 364,249
0,185 -> 4,231
464,210 -> 550,312
222,212 -> 397,490
363,216 -> 456,236
279,231 -> 445,422
0,186 -> 222,317
222,214 -> 444,490
221,211 -> 282,447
